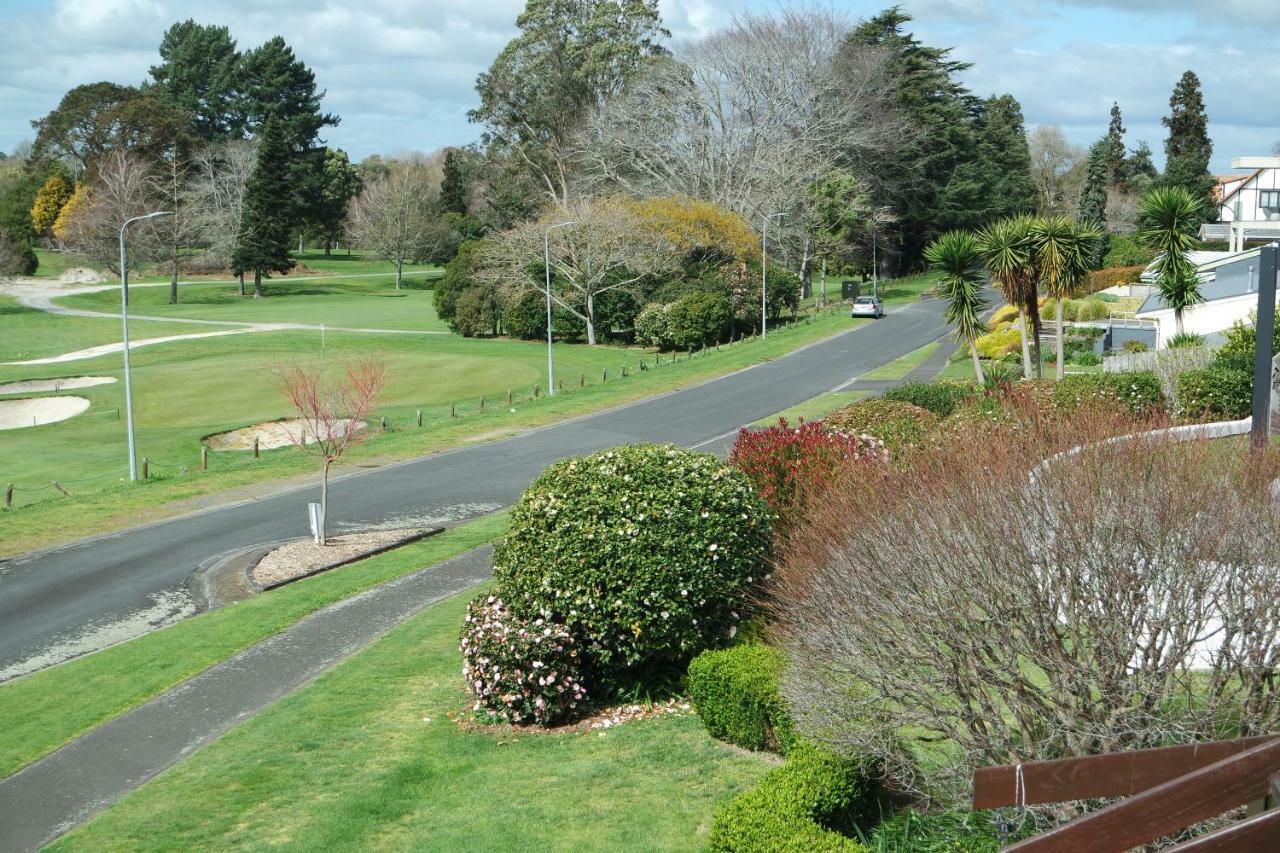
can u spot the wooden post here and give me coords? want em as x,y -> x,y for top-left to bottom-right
416,409 -> 423,427
380,416 -> 387,431
621,365 -> 627,377
450,402 -> 456,418
480,395 -> 485,412
4,483 -> 12,508
253,436 -> 260,459
534,384 -> 540,398
200,446 -> 208,471
603,369 -> 608,382
1251,244 -> 1277,452
557,379 -> 563,392
507,389 -> 513,405
579,372 -> 585,387
52,480 -> 71,497
142,457 -> 149,480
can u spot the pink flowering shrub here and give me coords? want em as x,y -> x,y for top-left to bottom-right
729,418 -> 886,532
460,594 -> 589,725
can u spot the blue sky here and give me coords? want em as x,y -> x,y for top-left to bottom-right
1,0 -> 1276,173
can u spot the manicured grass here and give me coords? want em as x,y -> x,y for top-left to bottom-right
0,308 -> 862,555
749,391 -> 869,427
292,248 -> 440,278
31,248 -> 76,279
56,274 -> 446,331
0,297 -> 236,363
860,340 -> 942,381
48,585 -> 771,851
0,512 -> 508,778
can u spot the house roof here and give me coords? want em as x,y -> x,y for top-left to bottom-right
1220,169 -> 1263,205
1136,249 -> 1264,315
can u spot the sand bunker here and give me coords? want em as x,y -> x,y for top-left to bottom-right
0,376 -> 116,395
204,418 -> 367,451
0,396 -> 90,430
59,267 -> 106,284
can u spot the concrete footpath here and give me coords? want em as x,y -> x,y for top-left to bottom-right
0,545 -> 494,853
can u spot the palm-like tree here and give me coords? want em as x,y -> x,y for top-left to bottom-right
1031,216 -> 1102,380
1139,186 -> 1204,335
926,231 -> 990,384
978,216 -> 1036,379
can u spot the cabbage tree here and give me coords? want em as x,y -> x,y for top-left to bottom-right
926,231 -> 990,384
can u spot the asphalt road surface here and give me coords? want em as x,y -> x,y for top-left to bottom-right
0,298 -> 950,679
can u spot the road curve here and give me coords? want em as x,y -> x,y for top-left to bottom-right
0,298 -> 950,678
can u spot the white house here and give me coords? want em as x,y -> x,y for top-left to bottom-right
1134,248 -> 1267,347
1200,156 -> 1280,251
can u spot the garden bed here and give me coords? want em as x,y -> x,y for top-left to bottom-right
252,527 -> 440,589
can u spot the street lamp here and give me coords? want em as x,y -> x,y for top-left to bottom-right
761,213 -> 786,339
119,210 -> 172,482
543,221 -> 576,396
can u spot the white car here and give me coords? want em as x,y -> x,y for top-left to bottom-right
850,296 -> 884,319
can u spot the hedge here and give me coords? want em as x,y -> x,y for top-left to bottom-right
882,381 -> 974,419
492,444 -> 773,681
1050,371 -> 1163,418
1177,366 -> 1252,419
687,644 -> 795,753
824,399 -> 938,449
667,290 -> 731,349
709,741 -> 876,852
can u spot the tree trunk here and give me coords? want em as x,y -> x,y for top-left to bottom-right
585,291 -> 597,346
970,341 -> 986,385
1055,300 -> 1065,380
395,258 -> 403,291
1018,309 -> 1032,379
169,271 -> 178,305
1027,296 -> 1044,379
324,240 -> 331,257
319,458 -> 330,547
819,257 -> 828,308
1175,307 -> 1185,336
253,270 -> 263,299
238,273 -> 245,297
298,233 -> 304,253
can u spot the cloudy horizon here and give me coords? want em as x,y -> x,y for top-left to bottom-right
1,0 -> 1276,173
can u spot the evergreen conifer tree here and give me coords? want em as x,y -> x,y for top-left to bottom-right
1161,70 -> 1214,218
232,114 -> 295,297
1077,140 -> 1110,268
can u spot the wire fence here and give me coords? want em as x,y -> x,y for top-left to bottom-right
3,305 -> 849,510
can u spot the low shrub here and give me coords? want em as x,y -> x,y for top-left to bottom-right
865,809 -> 1027,852
1122,340 -> 1149,353
1177,365 -> 1252,419
493,444 -> 773,682
451,286 -> 501,337
634,302 -> 671,348
1167,331 -> 1206,349
1071,351 -> 1101,366
1086,264 -> 1147,293
987,304 -> 1019,331
883,381 -> 975,418
1073,297 -> 1110,322
729,419 -> 885,532
687,644 -> 795,753
824,399 -> 938,450
975,327 -> 1020,358
1102,234 -> 1157,269
667,290 -> 730,350
460,594 -> 589,725
709,742 -> 877,852
1051,371 -> 1163,418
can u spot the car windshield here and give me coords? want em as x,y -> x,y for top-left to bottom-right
855,297 -> 875,304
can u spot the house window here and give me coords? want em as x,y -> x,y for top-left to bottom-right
1261,190 -> 1280,211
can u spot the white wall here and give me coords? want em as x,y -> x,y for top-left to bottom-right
1140,291 -> 1272,347
1220,168 -> 1280,223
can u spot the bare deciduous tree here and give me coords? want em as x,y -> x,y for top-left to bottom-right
189,140 -> 258,292
772,412 -> 1280,809
572,8 -> 911,252
480,195 -> 676,345
55,150 -> 161,279
345,162 -> 441,290
1028,125 -> 1085,216
274,356 -> 386,545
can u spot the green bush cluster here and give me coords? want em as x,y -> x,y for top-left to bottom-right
667,291 -> 732,349
634,302 -> 670,347
502,291 -> 586,341
1050,371 -> 1163,418
709,742 -> 876,852
1122,340 -> 1149,353
974,328 -> 1020,358
492,444 -> 773,681
824,399 -> 938,449
1102,233 -> 1157,269
883,381 -> 974,418
1177,365 -> 1252,419
687,644 -> 795,753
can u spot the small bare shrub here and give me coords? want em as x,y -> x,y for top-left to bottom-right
771,416 -> 1280,807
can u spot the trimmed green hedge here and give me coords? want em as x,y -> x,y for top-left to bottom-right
688,644 -> 795,753
882,381 -> 974,418
1050,371 -> 1163,418
1177,366 -> 1252,419
709,742 -> 875,852
824,398 -> 938,449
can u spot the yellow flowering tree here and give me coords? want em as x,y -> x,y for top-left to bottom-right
627,195 -> 757,262
52,184 -> 91,244
30,175 -> 73,238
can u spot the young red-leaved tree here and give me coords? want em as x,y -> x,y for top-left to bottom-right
274,356 -> 386,545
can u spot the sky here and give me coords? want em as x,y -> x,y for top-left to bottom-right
1,0 -> 1277,174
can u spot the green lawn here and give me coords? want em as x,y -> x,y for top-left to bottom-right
48,585 -> 770,852
56,274 -> 446,331
0,297 -> 237,363
0,308 -> 863,556
750,390 -> 869,427
0,512 -> 508,778
802,271 -> 939,311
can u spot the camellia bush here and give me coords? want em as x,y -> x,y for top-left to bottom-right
823,398 -> 938,450
492,443 -> 773,681
729,418 -> 885,533
460,594 -> 589,725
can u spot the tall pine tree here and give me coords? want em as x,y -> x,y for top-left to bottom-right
1161,70 -> 1214,219
1104,102 -> 1127,188
1078,139 -> 1110,268
149,20 -> 243,142
440,148 -> 475,216
1125,140 -> 1159,193
232,114 -> 295,297
935,94 -> 1038,230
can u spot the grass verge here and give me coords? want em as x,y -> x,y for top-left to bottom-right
0,511 -> 508,779
749,391 -> 869,428
860,340 -> 941,381
47,585 -> 770,852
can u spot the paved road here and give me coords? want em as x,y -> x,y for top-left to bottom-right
0,298 -> 950,679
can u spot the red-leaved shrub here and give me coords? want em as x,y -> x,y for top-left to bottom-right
728,418 -> 886,532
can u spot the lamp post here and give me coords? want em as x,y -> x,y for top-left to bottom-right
761,213 -> 786,339
544,221 -> 576,396
119,210 -> 172,481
